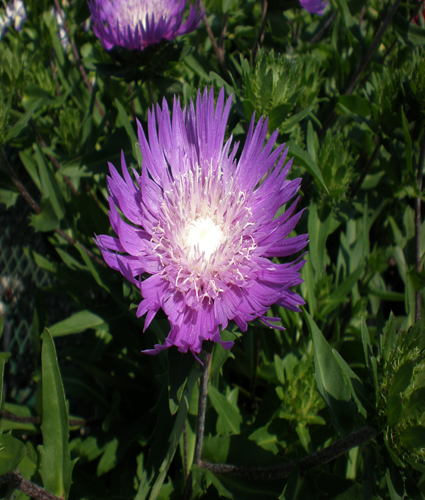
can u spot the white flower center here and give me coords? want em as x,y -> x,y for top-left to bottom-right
183,216 -> 225,262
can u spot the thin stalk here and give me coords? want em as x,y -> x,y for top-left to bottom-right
415,130 -> 425,322
0,409 -> 85,426
310,10 -> 337,44
0,472 -> 62,500
194,349 -> 211,466
199,427 -> 377,480
252,0 -> 268,62
203,13 -> 229,77
350,140 -> 381,198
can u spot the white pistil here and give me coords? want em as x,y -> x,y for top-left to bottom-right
184,216 -> 225,262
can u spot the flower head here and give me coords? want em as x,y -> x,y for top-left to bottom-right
88,0 -> 203,51
5,0 -> 26,31
96,88 -> 308,358
300,0 -> 326,15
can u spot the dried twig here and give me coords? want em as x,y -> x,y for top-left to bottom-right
203,13 -> 229,76
199,427 -> 377,480
415,131 -> 425,322
0,472 -> 62,500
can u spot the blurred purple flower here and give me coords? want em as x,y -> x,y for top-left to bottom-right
300,0 -> 326,15
1,0 -> 26,39
88,0 -> 203,51
96,88 -> 307,357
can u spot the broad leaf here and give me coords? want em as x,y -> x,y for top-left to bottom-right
0,433 -> 27,476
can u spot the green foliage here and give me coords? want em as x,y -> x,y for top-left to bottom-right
1,0 -> 425,499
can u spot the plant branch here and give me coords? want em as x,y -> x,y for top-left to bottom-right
0,472 -> 61,500
199,427 -> 377,480
350,139 -> 381,198
203,13 -> 229,77
252,0 -> 268,62
310,10 -> 337,44
0,410 -> 85,427
415,130 -> 425,322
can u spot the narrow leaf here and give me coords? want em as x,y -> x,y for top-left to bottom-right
209,385 -> 242,435
48,310 -> 106,337
38,328 -> 75,499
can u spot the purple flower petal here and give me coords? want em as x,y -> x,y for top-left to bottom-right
300,0 -> 327,15
88,0 -> 203,51
97,87 -> 308,357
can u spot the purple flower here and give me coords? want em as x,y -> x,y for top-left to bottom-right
96,88 -> 308,358
1,0 -> 26,39
300,0 -> 326,15
88,0 -> 203,51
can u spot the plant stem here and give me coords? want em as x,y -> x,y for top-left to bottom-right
0,472 -> 61,500
252,0 -> 268,62
199,426 -> 377,480
194,348 -> 211,466
415,130 -> 425,322
350,140 -> 381,198
203,14 -> 229,77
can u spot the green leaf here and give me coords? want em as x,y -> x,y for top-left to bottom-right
209,385 -> 242,435
287,141 -> 327,192
167,350 -> 195,415
34,144 -> 65,221
308,204 -> 334,275
393,13 -> 425,46
382,313 -> 397,364
137,368 -> 199,500
322,264 -> 364,315
48,310 -> 107,337
386,394 -> 402,427
248,424 -> 279,454
0,352 -> 10,409
279,105 -> 315,133
361,317 -> 372,369
304,310 -> 355,434
402,387 -> 425,419
115,98 -> 139,162
401,107 -> 413,174
399,426 -> 425,450
390,360 -> 413,395
332,349 -> 368,419
338,95 -> 371,117
38,328 -> 75,499
0,433 -> 27,476
5,99 -> 49,143
29,197 -> 59,232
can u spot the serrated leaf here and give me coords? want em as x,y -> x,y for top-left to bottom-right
48,310 -> 106,337
304,310 -> 355,434
0,434 -> 27,476
209,385 -> 242,435
38,328 -> 75,499
390,360 -> 413,395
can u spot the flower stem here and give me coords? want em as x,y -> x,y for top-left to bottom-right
194,347 -> 212,466
415,130 -> 425,322
199,426 -> 377,480
0,472 -> 61,500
